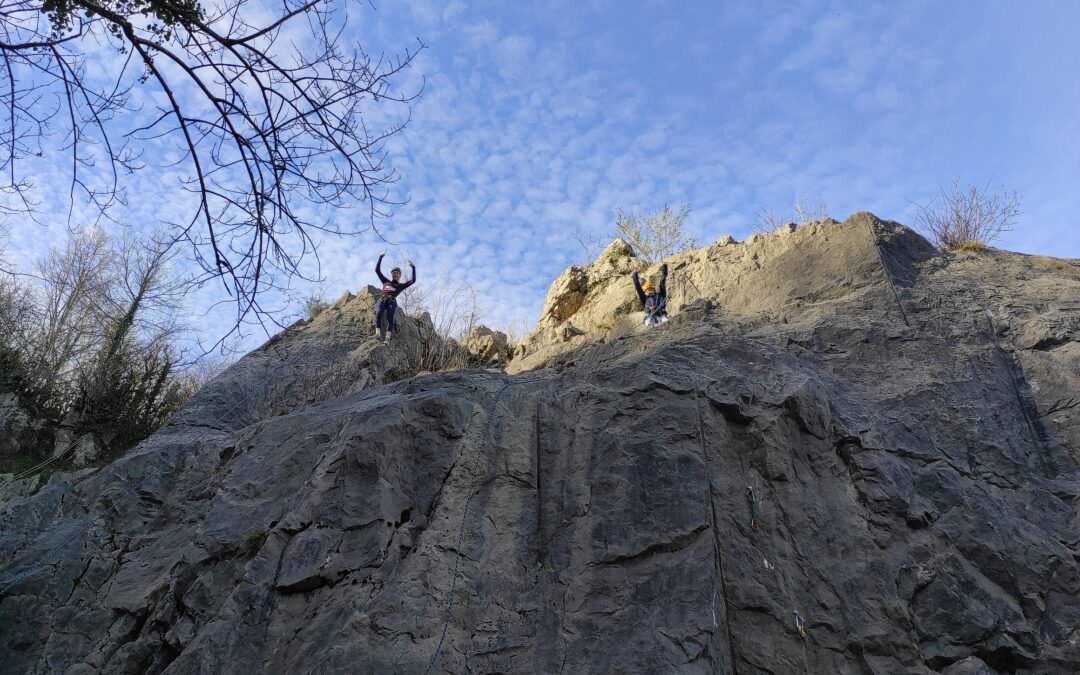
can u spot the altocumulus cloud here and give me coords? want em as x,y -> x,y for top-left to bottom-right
6,0 -> 1078,353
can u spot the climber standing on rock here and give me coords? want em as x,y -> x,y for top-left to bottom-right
632,263 -> 669,326
374,252 -> 416,343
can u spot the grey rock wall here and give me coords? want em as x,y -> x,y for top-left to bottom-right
1,216 -> 1077,674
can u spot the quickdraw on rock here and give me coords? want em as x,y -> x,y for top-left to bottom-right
746,485 -> 761,531
793,611 -> 807,640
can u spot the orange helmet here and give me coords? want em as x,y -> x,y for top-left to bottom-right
642,281 -> 655,292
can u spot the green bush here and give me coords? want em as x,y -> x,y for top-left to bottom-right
74,314 -> 189,452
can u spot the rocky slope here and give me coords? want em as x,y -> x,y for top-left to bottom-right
1,214 -> 1078,674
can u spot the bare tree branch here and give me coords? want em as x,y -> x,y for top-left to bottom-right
1,0 -> 423,335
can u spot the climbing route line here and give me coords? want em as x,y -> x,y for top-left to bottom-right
696,380 -> 812,671
982,309 -> 1047,452
863,222 -> 1050,466
424,375 -> 547,675
693,387 -> 741,675
862,217 -> 912,329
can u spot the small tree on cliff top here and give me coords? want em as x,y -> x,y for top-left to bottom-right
614,203 -> 697,263
913,180 -> 1021,251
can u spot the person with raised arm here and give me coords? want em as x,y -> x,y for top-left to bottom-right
373,252 -> 416,342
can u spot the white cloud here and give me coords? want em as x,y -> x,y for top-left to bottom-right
6,0 -> 1078,353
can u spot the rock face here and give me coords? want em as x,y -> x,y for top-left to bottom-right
513,237 -> 645,368
2,214 -> 1079,674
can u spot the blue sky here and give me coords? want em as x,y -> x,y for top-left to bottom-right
5,0 -> 1079,350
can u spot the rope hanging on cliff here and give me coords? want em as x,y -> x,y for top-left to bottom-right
693,386 -> 742,675
0,437 -> 82,493
862,217 -> 912,329
424,375 -> 546,675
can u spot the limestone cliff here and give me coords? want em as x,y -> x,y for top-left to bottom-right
1,214 -> 1078,674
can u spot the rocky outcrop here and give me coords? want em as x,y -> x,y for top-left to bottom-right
1,215 -> 1078,674
512,237 -> 646,368
169,286 -> 439,433
511,215 -> 904,372
461,325 -> 512,365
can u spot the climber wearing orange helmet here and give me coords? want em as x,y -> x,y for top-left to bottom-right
632,263 -> 669,326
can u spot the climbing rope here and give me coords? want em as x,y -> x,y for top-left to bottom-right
862,217 -> 912,329
692,386 -> 741,675
0,437 -> 82,493
423,375 -> 547,675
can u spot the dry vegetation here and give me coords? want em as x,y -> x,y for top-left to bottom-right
303,294 -> 331,321
913,180 -> 1021,251
756,196 -> 831,233
404,279 -> 481,374
615,203 -> 697,263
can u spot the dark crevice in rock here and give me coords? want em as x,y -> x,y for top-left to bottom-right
590,525 -> 707,568
1027,335 -> 1074,351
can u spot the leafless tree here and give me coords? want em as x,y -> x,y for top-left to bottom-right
793,196 -> 829,226
0,221 -> 9,265
574,224 -> 606,264
913,179 -> 1021,250
614,203 -> 696,263
108,232 -> 187,341
26,228 -> 115,401
1,0 -> 423,335
754,208 -> 786,233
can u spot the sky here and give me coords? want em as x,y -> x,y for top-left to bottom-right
4,0 -> 1079,353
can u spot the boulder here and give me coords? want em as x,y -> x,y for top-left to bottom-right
462,325 -> 512,364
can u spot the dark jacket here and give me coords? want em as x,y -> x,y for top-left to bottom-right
632,264 -> 668,316
376,254 -> 416,300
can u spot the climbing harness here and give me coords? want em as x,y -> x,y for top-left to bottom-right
745,486 -> 761,531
